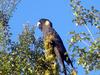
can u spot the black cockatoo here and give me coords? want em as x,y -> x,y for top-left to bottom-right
37,18 -> 75,75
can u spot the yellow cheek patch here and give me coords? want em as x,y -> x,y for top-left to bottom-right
45,21 -> 50,26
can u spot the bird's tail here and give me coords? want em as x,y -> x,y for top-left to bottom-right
67,58 -> 77,75
71,69 -> 77,75
62,60 -> 67,75
65,56 -> 77,75
54,48 -> 67,75
67,57 -> 73,67
65,55 -> 74,68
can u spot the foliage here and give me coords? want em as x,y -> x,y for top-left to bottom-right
0,0 -> 21,51
0,0 -> 21,18
0,11 -> 11,51
0,23 -> 42,75
68,0 -> 100,73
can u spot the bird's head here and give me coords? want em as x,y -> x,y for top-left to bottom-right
36,18 -> 52,31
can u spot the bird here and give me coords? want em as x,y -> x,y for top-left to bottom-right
37,18 -> 76,75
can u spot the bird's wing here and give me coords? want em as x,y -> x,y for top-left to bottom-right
50,28 -> 74,67
54,46 -> 67,75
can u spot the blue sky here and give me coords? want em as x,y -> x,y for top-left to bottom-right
9,0 -> 100,75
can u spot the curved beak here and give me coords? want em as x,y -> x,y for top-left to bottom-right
33,22 -> 41,29
36,22 -> 41,27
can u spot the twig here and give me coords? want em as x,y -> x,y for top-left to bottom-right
81,40 -> 89,47
84,24 -> 95,41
